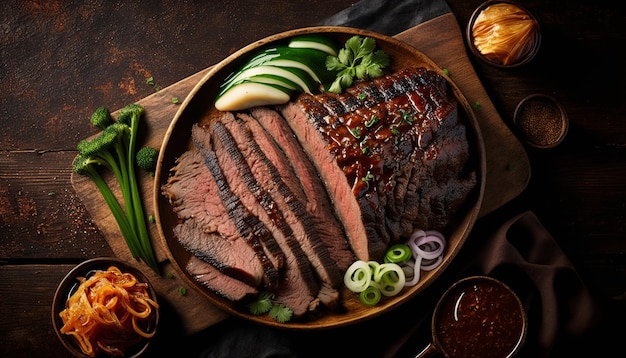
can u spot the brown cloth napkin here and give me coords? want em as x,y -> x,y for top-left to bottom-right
473,212 -> 599,354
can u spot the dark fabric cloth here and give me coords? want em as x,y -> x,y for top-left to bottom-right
317,0 -> 451,36
466,212 -> 601,357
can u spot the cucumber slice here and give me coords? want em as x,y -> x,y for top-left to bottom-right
246,73 -> 299,90
222,65 -> 318,94
239,46 -> 335,84
262,59 -> 323,83
215,81 -> 292,112
288,34 -> 339,56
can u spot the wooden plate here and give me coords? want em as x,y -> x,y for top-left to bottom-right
153,26 -> 486,329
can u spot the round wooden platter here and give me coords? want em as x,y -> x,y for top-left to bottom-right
153,26 -> 486,329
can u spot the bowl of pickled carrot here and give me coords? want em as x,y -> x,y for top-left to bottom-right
52,258 -> 160,358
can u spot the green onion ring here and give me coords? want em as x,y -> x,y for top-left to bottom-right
384,244 -> 412,263
373,263 -> 406,296
359,285 -> 381,306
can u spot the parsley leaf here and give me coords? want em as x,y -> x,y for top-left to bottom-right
248,291 -> 274,315
326,36 -> 390,93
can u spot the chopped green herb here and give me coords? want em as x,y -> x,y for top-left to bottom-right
48,191 -> 56,196
391,125 -> 400,136
350,127 -> 362,139
326,36 -> 390,93
400,109 -> 414,125
177,287 -> 187,296
357,92 -> 367,100
148,214 -> 155,223
473,101 -> 481,110
269,304 -> 293,323
171,97 -> 179,104
146,76 -> 155,86
364,115 -> 378,128
248,291 -> 274,315
166,272 -> 175,279
442,68 -> 450,76
361,172 -> 374,182
361,146 -> 370,155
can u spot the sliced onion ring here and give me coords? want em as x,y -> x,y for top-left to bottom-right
343,260 -> 371,293
409,230 -> 445,260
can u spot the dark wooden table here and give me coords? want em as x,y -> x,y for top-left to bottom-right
1,1 -> 624,357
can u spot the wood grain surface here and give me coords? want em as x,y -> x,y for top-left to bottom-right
71,13 -> 530,333
2,1 -> 625,357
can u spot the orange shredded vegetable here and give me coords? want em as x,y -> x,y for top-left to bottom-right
472,3 -> 539,65
58,266 -> 159,357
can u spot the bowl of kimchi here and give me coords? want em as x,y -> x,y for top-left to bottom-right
52,257 -> 160,358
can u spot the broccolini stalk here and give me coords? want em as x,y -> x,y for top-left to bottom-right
74,104 -> 160,274
72,155 -> 142,258
116,104 -> 160,273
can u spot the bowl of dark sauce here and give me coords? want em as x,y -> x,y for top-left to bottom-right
416,276 -> 527,358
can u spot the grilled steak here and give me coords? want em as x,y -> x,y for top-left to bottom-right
197,117 -> 323,313
280,67 -> 477,261
162,66 -> 478,319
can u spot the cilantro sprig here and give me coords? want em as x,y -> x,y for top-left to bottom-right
326,36 -> 391,93
247,291 -> 294,323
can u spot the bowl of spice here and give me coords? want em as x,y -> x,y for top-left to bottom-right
514,94 -> 568,149
467,0 -> 541,68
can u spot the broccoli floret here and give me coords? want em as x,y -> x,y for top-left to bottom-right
73,104 -> 159,274
136,146 -> 159,175
90,106 -> 113,129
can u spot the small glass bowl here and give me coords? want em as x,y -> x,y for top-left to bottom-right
52,258 -> 160,358
466,0 -> 541,68
514,94 -> 568,149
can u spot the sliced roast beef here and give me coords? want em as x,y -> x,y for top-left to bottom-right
212,114 -> 341,308
190,127 -> 285,289
244,108 -> 355,272
161,149 -> 267,287
162,66 -> 478,318
186,255 -> 258,302
194,116 -> 324,314
279,101 -> 380,261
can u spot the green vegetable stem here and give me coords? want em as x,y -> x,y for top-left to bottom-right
73,104 -> 160,274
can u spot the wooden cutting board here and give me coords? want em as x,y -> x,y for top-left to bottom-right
70,12 -> 530,334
